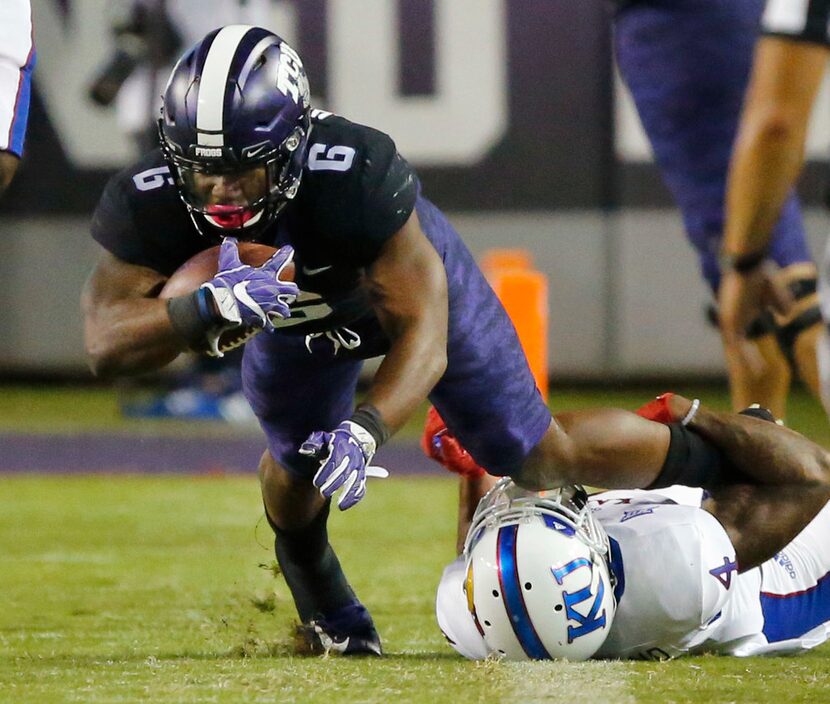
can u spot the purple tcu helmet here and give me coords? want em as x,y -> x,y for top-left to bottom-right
159,25 -> 311,238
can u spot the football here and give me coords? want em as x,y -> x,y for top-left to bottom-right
160,242 -> 295,355
159,242 -> 292,297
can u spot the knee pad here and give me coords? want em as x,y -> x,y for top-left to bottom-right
774,277 -> 822,371
706,302 -> 775,340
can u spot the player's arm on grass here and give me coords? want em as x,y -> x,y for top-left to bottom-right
81,249 -> 187,377
362,209 -> 448,432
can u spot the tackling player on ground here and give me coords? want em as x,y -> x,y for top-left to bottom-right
83,26 -> 800,657
0,0 -> 35,197
429,396 -> 830,660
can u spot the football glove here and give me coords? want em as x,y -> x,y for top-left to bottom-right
301,421 -> 389,511
200,237 -> 299,355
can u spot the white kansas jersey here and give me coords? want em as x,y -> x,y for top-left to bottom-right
590,487 -> 736,660
437,487 -> 830,660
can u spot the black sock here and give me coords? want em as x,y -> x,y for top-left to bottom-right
270,502 -> 356,623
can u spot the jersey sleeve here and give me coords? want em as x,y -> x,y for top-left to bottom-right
90,157 -> 202,276
762,0 -> 830,46
90,172 -> 147,264
359,132 -> 419,249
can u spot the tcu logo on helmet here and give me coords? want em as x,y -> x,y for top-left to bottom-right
277,42 -> 310,106
551,557 -> 608,643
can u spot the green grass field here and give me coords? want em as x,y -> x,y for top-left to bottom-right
1,385 -> 829,703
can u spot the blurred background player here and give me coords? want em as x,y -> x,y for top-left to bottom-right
87,0 -> 281,422
718,0 -> 830,416
612,0 -> 822,419
434,398 -> 830,661
0,0 -> 35,198
88,0 -> 277,156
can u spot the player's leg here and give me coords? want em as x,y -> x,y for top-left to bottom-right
771,262 -> 823,397
422,198 -> 552,480
721,316 -> 791,419
615,0 -> 815,415
420,197 -> 673,491
243,332 -> 381,654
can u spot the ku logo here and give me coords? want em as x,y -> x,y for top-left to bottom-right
550,558 -> 607,643
709,556 -> 738,589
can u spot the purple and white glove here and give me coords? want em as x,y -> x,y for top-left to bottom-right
300,421 -> 389,510
200,237 -> 299,355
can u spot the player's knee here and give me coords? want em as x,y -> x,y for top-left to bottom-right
259,449 -> 326,531
773,275 -> 822,374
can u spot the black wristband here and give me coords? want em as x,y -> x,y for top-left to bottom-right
719,248 -> 768,274
166,288 -> 218,349
646,423 -> 728,490
350,403 -> 391,448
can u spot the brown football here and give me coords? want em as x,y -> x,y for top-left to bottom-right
160,242 -> 294,355
159,242 -> 293,298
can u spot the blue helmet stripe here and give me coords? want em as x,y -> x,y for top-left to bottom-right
497,524 -> 551,660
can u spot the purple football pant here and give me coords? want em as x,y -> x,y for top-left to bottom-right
242,196 -> 551,478
615,0 -> 812,292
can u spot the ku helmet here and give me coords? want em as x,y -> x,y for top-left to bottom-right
159,25 -> 311,238
464,479 -> 616,661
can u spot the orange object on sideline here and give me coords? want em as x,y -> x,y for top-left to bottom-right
480,248 -> 533,276
482,249 -> 549,401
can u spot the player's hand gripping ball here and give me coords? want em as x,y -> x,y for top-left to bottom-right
160,239 -> 297,356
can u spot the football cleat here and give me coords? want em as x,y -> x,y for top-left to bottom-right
302,600 -> 383,657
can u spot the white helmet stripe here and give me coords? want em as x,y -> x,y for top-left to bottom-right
196,25 -> 254,146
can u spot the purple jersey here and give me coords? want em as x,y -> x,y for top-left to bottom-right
243,193 -> 551,478
91,110 -> 551,478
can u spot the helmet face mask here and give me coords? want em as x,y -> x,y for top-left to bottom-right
158,26 -> 312,239
464,478 -> 616,661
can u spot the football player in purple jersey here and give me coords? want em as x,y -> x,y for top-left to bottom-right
719,0 -> 830,416
0,0 -> 35,197
613,0 -> 822,419
82,25 -> 830,657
